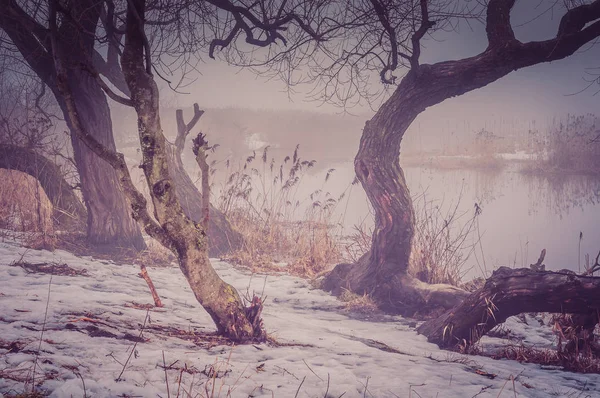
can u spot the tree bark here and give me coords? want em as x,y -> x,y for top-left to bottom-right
323,1 -> 600,314
59,74 -> 145,251
0,0 -> 145,252
0,144 -> 86,231
417,267 -> 600,349
322,71 -> 468,314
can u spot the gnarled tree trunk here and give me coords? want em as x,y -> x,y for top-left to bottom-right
323,2 -> 600,314
0,144 -> 86,231
323,70 -> 469,314
417,267 -> 600,349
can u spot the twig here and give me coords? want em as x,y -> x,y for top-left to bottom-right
31,274 -> 52,392
175,367 -> 184,398
302,358 -> 323,381
495,376 -> 511,398
294,376 -> 306,398
323,373 -> 330,398
511,374 -> 517,398
139,263 -> 163,307
116,309 -> 150,381
163,351 -> 171,398
74,369 -> 88,398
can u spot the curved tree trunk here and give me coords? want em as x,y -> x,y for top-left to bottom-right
323,71 -> 468,314
417,267 -> 600,349
0,144 -> 86,231
323,2 -> 600,314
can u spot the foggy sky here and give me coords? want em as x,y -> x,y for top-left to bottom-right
167,1 -> 599,137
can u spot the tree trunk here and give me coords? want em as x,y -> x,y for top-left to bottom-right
165,134 -> 243,257
0,0 -> 145,252
323,7 -> 600,313
54,2 -> 144,252
323,70 -> 468,314
0,144 -> 86,231
57,73 -> 145,251
417,267 -> 600,349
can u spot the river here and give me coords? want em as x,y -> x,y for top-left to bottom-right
312,162 -> 600,280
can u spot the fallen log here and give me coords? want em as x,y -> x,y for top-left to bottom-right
417,266 -> 600,349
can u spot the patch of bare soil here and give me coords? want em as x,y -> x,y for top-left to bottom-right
10,261 -> 88,277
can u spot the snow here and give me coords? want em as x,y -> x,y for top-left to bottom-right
1,240 -> 599,397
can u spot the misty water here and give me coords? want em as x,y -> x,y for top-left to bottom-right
306,162 -> 600,281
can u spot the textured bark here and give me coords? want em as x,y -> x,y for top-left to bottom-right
0,0 -> 145,252
49,0 -> 263,342
323,1 -> 600,314
61,79 -> 145,251
165,105 -> 242,257
118,0 -> 261,340
0,144 -> 86,231
417,267 -> 600,349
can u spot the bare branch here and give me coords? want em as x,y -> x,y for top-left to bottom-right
486,0 -> 517,47
410,0 -> 435,69
174,103 -> 204,152
125,0 -> 152,74
206,0 -> 324,59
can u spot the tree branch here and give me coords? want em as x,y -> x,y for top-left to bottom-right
207,0 -> 323,59
125,0 -> 152,74
486,0 -> 516,48
418,267 -> 600,349
174,103 -> 204,152
410,0 -> 435,69
0,0 -> 55,87
92,50 -> 131,96
369,0 -> 398,83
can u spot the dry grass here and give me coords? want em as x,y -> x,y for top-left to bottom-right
337,289 -> 379,313
490,343 -> 600,374
343,188 -> 481,287
215,145 -> 345,278
409,189 -> 482,286
0,169 -> 55,250
522,114 -> 600,175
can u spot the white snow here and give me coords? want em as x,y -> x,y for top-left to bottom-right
0,239 -> 599,397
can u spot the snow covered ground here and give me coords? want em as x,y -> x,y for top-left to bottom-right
0,239 -> 598,398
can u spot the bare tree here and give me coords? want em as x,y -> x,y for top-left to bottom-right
0,0 -> 145,251
44,0 -> 330,341
165,104 -> 243,257
307,0 -> 600,313
205,0 -> 600,348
